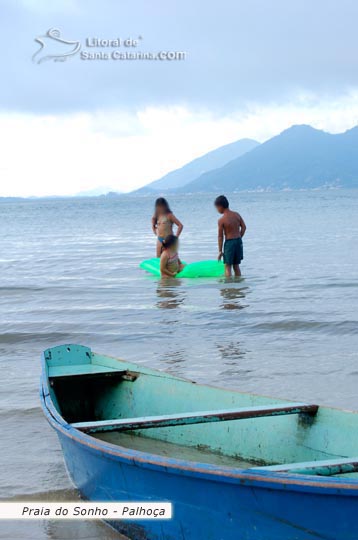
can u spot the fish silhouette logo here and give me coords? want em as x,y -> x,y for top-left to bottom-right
32,28 -> 81,64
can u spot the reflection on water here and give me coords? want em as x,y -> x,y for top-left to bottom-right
215,340 -> 255,381
217,341 -> 246,362
159,348 -> 186,371
220,281 -> 248,311
154,280 -> 187,370
156,279 -> 185,310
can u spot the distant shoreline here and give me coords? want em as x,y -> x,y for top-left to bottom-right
0,185 -> 353,202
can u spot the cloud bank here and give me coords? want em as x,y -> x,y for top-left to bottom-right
2,0 -> 358,114
1,0 -> 358,196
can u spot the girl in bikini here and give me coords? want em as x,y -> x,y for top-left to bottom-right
160,235 -> 185,278
152,198 -> 183,257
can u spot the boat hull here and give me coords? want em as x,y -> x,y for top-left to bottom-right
54,426 -> 358,540
40,344 -> 358,540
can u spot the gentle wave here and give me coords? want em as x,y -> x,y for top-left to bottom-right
248,320 -> 358,334
0,333 -> 73,344
0,407 -> 42,419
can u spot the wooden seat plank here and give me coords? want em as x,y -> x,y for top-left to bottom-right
71,402 -> 318,434
49,369 -> 138,383
250,457 -> 358,476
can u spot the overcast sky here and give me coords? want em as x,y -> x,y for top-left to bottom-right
1,0 -> 358,196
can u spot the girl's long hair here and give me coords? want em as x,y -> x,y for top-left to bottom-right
154,197 -> 172,223
162,234 -> 178,250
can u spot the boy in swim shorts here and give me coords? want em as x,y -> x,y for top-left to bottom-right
214,195 -> 246,277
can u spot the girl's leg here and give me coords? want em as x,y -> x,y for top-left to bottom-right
156,240 -> 162,257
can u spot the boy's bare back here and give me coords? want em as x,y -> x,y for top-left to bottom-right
219,210 -> 245,240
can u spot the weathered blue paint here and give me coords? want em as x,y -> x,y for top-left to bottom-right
41,344 -> 358,540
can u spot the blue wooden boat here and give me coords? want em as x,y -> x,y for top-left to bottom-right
40,344 -> 358,540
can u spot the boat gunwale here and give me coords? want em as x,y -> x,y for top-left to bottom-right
40,347 -> 358,495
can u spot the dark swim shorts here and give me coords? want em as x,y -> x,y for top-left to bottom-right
224,237 -> 243,265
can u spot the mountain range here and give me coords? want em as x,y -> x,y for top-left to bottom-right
134,125 -> 358,194
134,138 -> 259,193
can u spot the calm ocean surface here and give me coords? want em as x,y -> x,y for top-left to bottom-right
0,191 -> 357,539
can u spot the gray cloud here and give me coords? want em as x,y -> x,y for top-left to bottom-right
2,0 -> 358,114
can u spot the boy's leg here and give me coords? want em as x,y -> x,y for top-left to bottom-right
233,264 -> 241,277
223,240 -> 232,277
225,264 -> 232,277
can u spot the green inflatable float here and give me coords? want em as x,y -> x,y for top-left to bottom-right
140,258 -> 224,278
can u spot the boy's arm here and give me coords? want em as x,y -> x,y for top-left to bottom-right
170,213 -> 183,236
218,219 -> 224,260
239,214 -> 246,237
160,253 -> 176,277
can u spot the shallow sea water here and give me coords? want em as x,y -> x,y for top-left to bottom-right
0,190 -> 357,539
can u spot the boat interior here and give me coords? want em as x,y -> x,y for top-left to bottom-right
44,345 -> 358,478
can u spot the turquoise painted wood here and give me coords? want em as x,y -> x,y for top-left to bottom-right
254,457 -> 358,475
41,344 -> 358,540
